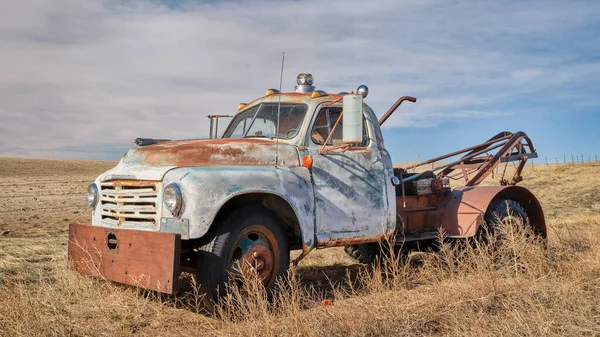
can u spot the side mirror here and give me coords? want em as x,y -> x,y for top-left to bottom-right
342,94 -> 363,144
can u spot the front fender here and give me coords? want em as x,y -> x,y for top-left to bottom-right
162,166 -> 316,247
438,185 -> 546,238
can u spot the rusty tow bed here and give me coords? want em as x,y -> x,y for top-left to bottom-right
68,223 -> 181,294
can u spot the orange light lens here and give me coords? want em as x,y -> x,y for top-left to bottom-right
303,155 -> 313,168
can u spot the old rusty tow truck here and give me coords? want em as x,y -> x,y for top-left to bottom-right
69,73 -> 545,298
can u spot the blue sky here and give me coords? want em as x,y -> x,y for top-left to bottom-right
0,0 -> 599,163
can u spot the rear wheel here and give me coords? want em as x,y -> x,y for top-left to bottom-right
480,199 -> 530,242
195,205 -> 289,301
344,243 -> 380,265
344,241 -> 412,265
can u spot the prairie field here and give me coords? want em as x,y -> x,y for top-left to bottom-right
1,157 -> 600,336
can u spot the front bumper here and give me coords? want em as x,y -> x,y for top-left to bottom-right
68,224 -> 181,294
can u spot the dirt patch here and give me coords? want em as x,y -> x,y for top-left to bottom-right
0,157 -> 116,234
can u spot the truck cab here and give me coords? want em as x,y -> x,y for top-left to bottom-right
69,73 -> 545,299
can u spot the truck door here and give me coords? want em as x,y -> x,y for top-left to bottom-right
307,104 -> 392,245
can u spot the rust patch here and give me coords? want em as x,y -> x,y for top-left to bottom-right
229,225 -> 281,289
68,223 -> 181,294
126,138 -> 300,168
242,93 -> 345,114
396,195 -> 444,211
394,179 -> 545,239
436,185 -> 546,237
318,233 -> 390,248
104,180 -> 156,187
292,242 -> 313,266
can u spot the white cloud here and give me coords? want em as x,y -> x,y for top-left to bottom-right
0,0 -> 598,159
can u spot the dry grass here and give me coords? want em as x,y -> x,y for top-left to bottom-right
1,158 -> 600,336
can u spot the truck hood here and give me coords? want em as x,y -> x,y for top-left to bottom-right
100,138 -> 301,181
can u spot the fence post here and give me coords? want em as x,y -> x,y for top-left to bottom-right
571,153 -> 574,165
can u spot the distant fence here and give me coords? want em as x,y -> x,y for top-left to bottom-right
541,153 -> 599,166
399,153 -> 598,175
505,153 -> 598,174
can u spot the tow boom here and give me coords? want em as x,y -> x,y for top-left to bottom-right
402,131 -> 537,186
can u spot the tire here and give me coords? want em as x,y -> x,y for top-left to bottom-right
344,243 -> 380,265
345,242 -> 414,266
480,199 -> 530,241
195,205 -> 289,301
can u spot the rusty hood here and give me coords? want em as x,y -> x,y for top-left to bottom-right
100,138 -> 301,181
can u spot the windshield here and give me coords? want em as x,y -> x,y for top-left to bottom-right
222,103 -> 308,139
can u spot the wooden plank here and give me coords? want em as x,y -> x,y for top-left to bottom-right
68,223 -> 181,294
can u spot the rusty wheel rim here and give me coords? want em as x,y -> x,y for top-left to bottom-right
228,225 -> 280,288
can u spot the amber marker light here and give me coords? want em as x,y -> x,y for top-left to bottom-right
265,88 -> 280,96
303,155 -> 313,168
311,90 -> 328,99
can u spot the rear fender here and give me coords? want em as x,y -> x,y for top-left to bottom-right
438,185 -> 546,238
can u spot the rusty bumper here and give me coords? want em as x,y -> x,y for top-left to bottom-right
68,223 -> 181,294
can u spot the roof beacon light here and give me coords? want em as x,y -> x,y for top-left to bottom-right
294,73 -> 316,93
297,73 -> 307,85
306,73 -> 314,85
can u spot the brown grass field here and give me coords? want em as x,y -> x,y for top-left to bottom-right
1,157 -> 600,336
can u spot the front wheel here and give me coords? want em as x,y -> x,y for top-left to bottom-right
195,205 -> 289,301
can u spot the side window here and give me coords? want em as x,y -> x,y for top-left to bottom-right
311,106 -> 368,146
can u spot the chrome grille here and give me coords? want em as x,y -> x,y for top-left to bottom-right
99,181 -> 160,227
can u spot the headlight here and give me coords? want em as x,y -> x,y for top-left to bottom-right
86,183 -> 98,208
163,183 -> 182,217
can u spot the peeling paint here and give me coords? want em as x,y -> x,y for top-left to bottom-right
163,165 -> 316,244
308,103 -> 396,246
124,138 -> 300,168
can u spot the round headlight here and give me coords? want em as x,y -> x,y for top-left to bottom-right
163,183 -> 182,217
86,183 -> 98,208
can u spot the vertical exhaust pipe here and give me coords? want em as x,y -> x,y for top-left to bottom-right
378,96 -> 417,126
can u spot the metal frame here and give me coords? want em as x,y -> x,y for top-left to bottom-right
402,131 -> 538,187
207,114 -> 234,139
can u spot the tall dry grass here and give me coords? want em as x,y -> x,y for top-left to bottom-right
2,215 -> 599,336
1,162 -> 599,336
209,214 -> 600,336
